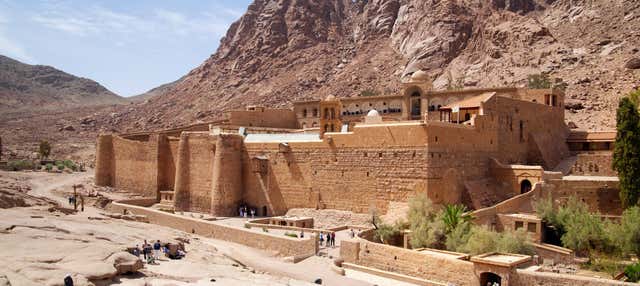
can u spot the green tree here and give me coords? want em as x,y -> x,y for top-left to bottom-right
497,229 -> 535,255
611,206 -> 640,258
407,193 -> 445,248
38,140 -> 51,159
527,73 -> 552,89
441,204 -> 473,234
613,96 -> 640,208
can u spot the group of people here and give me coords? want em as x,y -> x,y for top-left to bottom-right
131,240 -> 163,264
319,232 -> 336,247
238,205 -> 256,218
67,195 -> 85,211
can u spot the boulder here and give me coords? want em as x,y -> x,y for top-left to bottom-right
108,252 -> 143,274
625,58 -> 640,69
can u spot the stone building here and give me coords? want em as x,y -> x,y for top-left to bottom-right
95,71 -> 618,218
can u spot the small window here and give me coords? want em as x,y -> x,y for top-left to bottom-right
378,152 -> 382,158
435,136 -> 438,142
527,222 -> 537,233
515,221 -> 524,230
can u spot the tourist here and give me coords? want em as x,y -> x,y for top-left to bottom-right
319,232 -> 324,246
250,208 -> 255,219
80,196 -> 85,212
243,206 -> 248,218
68,196 -> 73,205
331,232 -> 336,247
238,206 -> 243,217
153,240 -> 161,259
133,245 -> 140,257
64,274 -> 73,286
142,240 -> 150,260
300,230 -> 304,238
350,229 -> 355,238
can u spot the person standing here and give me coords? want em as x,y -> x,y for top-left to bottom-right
133,245 -> 140,258
319,232 -> 324,246
250,208 -> 255,219
64,274 -> 73,286
142,240 -> 149,260
153,240 -> 161,259
331,232 -> 336,246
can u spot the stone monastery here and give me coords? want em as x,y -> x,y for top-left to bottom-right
95,70 -> 618,221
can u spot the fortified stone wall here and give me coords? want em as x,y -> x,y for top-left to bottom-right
570,151 -> 615,176
173,132 -> 217,213
482,95 -> 569,169
243,123 -> 432,215
157,136 -> 179,191
108,135 -> 159,197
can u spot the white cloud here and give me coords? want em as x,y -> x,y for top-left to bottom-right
0,6 -> 36,63
0,27 -> 36,63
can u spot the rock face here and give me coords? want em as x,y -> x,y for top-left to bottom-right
0,55 -> 125,114
111,0 -> 639,133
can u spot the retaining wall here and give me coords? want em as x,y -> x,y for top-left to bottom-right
107,201 -> 317,258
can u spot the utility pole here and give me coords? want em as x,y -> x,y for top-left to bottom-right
73,184 -> 78,211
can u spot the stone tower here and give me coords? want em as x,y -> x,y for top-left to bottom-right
319,94 -> 342,137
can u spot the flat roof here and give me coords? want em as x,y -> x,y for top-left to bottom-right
415,248 -> 469,260
471,252 -> 532,268
567,130 -> 616,142
499,213 -> 541,220
441,92 -> 496,110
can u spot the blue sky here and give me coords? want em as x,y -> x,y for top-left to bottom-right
0,0 -> 252,96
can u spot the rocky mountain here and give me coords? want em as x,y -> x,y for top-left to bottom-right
128,77 -> 182,103
110,0 -> 639,132
0,55 -> 125,114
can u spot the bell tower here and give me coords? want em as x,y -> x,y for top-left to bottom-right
319,95 -> 342,137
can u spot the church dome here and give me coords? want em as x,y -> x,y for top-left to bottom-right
367,109 -> 380,117
411,70 -> 429,82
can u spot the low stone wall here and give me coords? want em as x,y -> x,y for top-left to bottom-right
340,239 -> 477,285
340,239 -> 634,286
107,201 -> 317,257
532,243 -> 574,265
115,198 -> 158,208
514,270 -> 635,286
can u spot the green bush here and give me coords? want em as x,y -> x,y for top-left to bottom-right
497,229 -> 536,255
445,221 -> 472,252
45,163 -> 53,171
625,262 -> 640,282
407,193 -> 445,248
62,160 -> 77,171
284,232 -> 298,238
359,89 -> 379,97
610,206 -> 640,257
56,164 -> 65,171
462,226 -> 499,255
7,160 -> 35,171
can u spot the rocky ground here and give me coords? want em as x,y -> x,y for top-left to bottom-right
0,171 -> 374,286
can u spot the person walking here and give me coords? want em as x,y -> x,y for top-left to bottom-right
319,232 -> 324,246
153,240 -> 161,259
133,245 -> 140,258
250,208 -> 255,219
64,274 -> 73,286
331,232 -> 336,246
142,240 -> 149,260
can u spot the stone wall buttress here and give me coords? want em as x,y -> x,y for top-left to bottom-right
95,134 -> 114,186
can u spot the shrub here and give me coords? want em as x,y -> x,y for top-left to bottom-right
284,232 -> 298,238
445,221 -> 472,252
63,160 -> 77,171
262,227 -> 268,233
45,163 -> 53,171
244,224 -> 251,229
496,229 -> 536,255
610,206 -> 640,257
7,160 -> 35,171
527,73 -> 552,89
462,226 -> 499,255
407,193 -> 444,248
587,254 -> 626,279
57,164 -> 65,171
625,262 -> 640,282
374,223 -> 399,244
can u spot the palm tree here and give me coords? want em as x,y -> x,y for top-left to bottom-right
442,204 -> 473,234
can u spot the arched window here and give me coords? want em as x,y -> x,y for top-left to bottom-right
303,109 -> 308,117
464,113 -> 471,121
330,108 -> 335,119
323,108 -> 329,119
313,108 -> 318,117
323,124 -> 329,133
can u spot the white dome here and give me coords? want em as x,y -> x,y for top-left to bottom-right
367,109 -> 380,117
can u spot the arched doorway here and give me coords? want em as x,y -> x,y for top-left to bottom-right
520,179 -> 532,194
480,272 -> 502,286
410,91 -> 421,118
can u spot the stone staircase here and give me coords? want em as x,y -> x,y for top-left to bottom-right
464,179 -> 509,210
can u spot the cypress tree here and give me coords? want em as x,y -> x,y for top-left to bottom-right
613,96 -> 640,209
